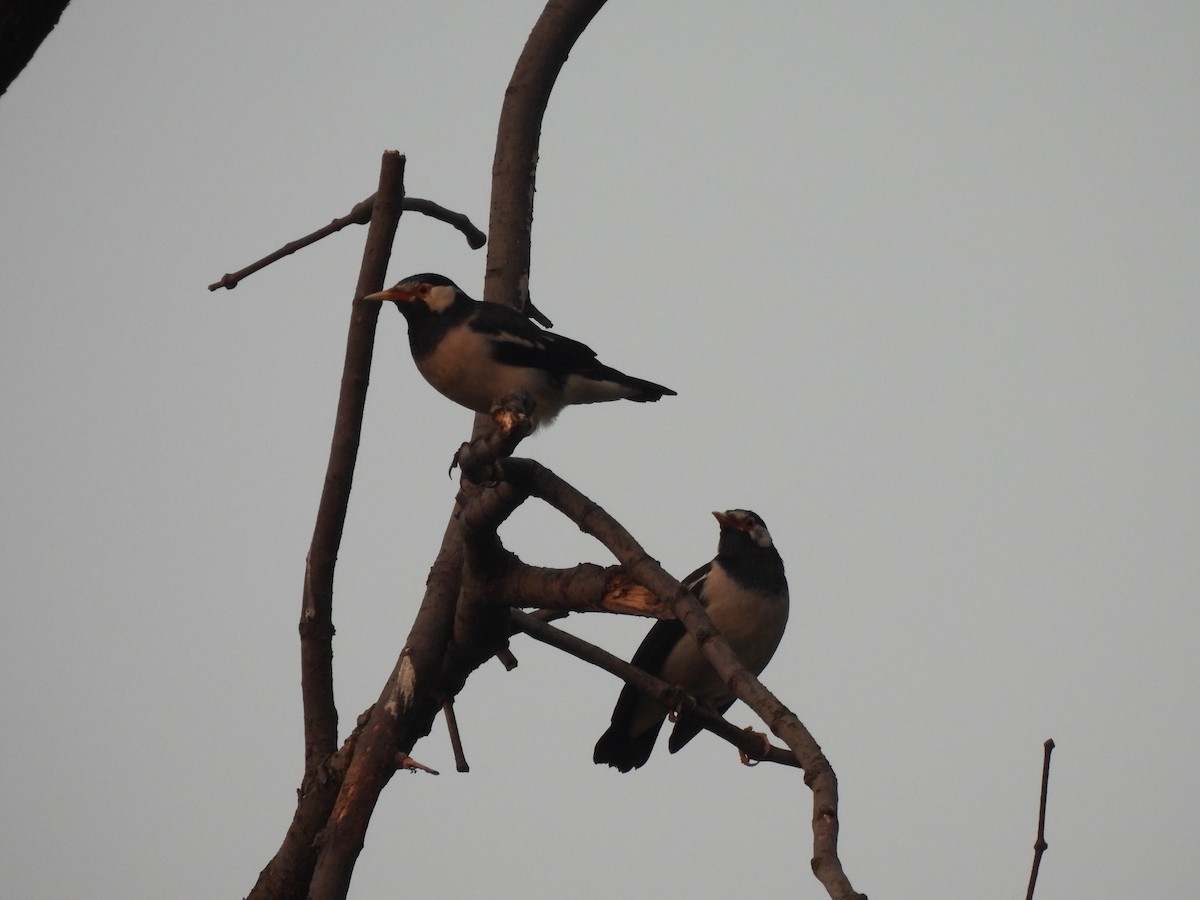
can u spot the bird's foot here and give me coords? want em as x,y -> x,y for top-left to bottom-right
737,726 -> 772,767
451,393 -> 535,484
489,391 -> 535,437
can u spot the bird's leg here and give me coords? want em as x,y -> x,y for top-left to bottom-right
452,391 -> 535,484
666,689 -> 704,722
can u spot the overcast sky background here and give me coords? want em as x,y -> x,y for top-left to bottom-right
3,2 -> 1197,898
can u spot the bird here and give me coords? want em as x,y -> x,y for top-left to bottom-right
362,274 -> 675,427
593,509 -> 789,771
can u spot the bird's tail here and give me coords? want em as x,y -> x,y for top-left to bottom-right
593,718 -> 663,772
617,372 -> 677,403
567,366 -> 677,405
593,683 -> 667,772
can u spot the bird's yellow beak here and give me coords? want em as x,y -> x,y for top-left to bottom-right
362,286 -> 414,303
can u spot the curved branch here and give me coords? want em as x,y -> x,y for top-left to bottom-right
484,0 -> 608,318
501,457 -> 867,900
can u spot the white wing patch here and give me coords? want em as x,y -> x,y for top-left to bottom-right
488,328 -> 543,350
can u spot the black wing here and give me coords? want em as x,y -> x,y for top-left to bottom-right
593,563 -> 713,771
665,561 -> 727,753
594,616 -> 686,771
469,302 -> 603,375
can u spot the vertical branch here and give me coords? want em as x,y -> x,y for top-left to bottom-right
301,151 -> 406,776
1025,738 -> 1056,900
484,0 -> 608,308
248,151 -> 407,900
309,6 -> 614,895
307,504 -> 468,900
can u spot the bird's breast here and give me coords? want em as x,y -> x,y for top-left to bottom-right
414,327 -> 557,417
655,565 -> 789,704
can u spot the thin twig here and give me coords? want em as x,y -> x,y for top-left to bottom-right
397,755 -> 440,775
442,699 -> 470,773
1025,738 -> 1056,900
207,195 -> 485,292
405,198 -> 487,249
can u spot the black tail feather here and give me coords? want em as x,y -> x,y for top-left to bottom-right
594,682 -> 666,772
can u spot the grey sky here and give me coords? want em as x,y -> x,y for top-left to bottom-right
3,2 -> 1197,897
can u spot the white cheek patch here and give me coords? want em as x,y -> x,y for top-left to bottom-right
424,284 -> 459,312
750,524 -> 774,548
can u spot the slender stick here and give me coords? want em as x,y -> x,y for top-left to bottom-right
207,195 -> 484,292
1025,738 -> 1056,900
299,151 -> 406,776
443,699 -> 470,773
245,152 -> 406,900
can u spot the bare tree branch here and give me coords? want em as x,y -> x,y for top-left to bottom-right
1025,738 -> 1056,900
404,198 -> 488,249
442,699 -> 470,773
501,563 -> 671,617
300,152 -> 406,773
484,0 -> 609,323
497,457 -> 867,900
245,150 -> 406,900
511,610 -> 800,768
307,474 -> 492,899
238,3 -> 871,898
0,0 -> 72,98
207,195 -> 485,292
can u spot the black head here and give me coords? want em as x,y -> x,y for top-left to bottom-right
713,509 -> 774,550
361,273 -> 467,315
711,509 -> 786,590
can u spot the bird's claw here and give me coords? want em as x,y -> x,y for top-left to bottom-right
737,726 -> 772,766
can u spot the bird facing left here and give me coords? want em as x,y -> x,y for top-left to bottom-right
362,274 -> 676,427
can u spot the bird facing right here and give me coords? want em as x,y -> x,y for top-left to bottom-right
593,509 -> 789,771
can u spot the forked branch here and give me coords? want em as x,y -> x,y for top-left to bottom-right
491,457 -> 867,900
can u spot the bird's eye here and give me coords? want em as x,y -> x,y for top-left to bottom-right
417,285 -> 430,296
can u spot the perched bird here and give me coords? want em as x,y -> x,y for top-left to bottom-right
362,274 -> 675,427
594,509 -> 789,771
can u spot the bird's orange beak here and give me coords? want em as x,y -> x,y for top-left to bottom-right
362,286 -> 414,303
